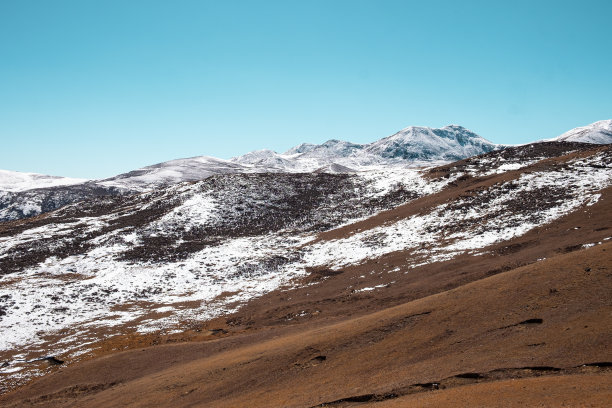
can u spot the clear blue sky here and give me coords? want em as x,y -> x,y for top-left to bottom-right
1,0 -> 611,178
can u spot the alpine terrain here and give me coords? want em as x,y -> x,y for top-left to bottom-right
0,121 -> 611,407
0,125 -> 496,222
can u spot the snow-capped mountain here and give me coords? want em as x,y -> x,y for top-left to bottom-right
232,124 -> 499,170
97,124 -> 498,189
548,119 -> 612,144
365,124 -> 497,161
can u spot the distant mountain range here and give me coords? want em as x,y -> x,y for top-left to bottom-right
232,124 -> 499,172
0,120 -> 610,221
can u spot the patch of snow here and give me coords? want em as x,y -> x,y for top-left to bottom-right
354,284 -> 386,293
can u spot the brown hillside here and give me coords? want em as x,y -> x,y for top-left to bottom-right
2,239 -> 610,407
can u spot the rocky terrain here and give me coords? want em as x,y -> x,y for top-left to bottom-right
0,121 -> 610,406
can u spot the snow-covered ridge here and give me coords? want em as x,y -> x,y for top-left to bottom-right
96,156 -> 249,191
1,121 -> 609,223
546,119 -> 612,144
100,125 -> 495,183
0,124 -> 493,222
2,121 -> 609,196
305,152 -> 612,269
0,170 -> 87,193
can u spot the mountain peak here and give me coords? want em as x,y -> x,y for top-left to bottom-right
365,124 -> 496,161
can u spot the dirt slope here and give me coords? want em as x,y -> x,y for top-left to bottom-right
2,240 -> 610,407
371,375 -> 612,407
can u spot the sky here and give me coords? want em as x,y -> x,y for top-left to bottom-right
1,0 -> 611,179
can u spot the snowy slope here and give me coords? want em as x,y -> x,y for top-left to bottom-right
229,150 -> 300,171
0,170 -> 87,192
96,156 -> 251,191
0,167 -> 447,384
547,120 -> 612,144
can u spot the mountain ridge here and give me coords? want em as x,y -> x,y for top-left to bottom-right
232,124 -> 499,170
0,121 -> 610,222
0,124 -> 495,222
3,120 -> 611,193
